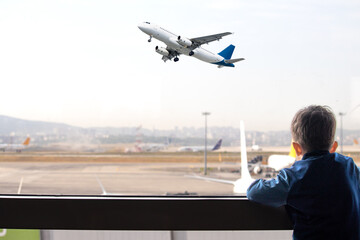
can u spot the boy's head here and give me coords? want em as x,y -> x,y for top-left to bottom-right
291,105 -> 337,153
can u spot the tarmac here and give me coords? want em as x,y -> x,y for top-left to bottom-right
1,149 -> 359,196
0,160 -> 240,195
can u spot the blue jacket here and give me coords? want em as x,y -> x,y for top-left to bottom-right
247,151 -> 360,240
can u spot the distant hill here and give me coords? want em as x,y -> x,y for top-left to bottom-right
0,115 -> 82,136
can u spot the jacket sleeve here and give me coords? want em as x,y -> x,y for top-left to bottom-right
247,169 -> 291,208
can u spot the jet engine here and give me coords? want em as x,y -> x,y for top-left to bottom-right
155,46 -> 169,56
253,165 -> 263,175
177,36 -> 192,47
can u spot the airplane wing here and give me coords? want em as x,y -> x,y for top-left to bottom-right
190,32 -> 232,49
186,175 -> 235,185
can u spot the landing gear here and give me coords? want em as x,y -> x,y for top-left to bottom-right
148,35 -> 152,42
174,57 -> 179,62
189,51 -> 194,56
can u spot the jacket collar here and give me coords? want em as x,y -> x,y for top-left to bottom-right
302,150 -> 330,160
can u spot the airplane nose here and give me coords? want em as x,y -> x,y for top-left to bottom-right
138,23 -> 145,32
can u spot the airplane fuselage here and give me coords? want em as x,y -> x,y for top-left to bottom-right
0,137 -> 30,152
0,144 -> 26,152
138,22 -> 228,65
177,146 -> 214,152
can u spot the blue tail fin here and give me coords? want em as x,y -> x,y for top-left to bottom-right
218,45 -> 235,60
212,139 -> 222,151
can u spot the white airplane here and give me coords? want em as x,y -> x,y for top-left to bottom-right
0,137 -> 31,153
247,144 -> 296,176
188,121 -> 254,195
267,144 -> 296,171
138,143 -> 168,152
125,142 -> 169,153
178,139 -> 222,152
125,137 -> 171,153
124,125 -> 171,153
138,22 -> 245,68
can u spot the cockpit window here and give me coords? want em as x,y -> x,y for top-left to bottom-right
145,22 -> 150,24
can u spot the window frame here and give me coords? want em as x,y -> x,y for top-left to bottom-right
0,195 -> 292,230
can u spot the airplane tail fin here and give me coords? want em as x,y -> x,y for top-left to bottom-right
289,142 -> 296,158
23,137 -> 30,146
212,139 -> 222,151
218,44 -> 235,60
240,121 -> 252,179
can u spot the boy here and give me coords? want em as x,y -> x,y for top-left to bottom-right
247,105 -> 360,239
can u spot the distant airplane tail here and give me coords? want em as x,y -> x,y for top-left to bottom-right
289,143 -> 296,158
218,45 -> 235,60
212,139 -> 222,151
22,137 -> 30,146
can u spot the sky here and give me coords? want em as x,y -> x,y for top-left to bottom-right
0,0 -> 360,131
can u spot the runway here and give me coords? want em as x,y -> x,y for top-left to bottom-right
1,150 -> 359,196
0,161 -> 239,195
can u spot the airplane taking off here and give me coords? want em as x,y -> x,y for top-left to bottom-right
138,22 -> 245,68
178,139 -> 222,152
188,121 -> 254,194
0,137 -> 30,153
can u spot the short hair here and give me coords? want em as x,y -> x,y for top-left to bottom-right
291,105 -> 336,152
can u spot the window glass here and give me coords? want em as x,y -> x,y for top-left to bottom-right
0,0 -> 359,196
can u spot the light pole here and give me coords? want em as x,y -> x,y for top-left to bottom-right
202,112 -> 211,175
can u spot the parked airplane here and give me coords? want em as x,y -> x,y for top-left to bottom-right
247,144 -> 296,177
267,144 -> 296,171
138,22 -> 245,68
188,121 -> 254,194
178,139 -> 222,152
124,125 -> 171,153
125,142 -> 170,153
138,143 -> 168,152
0,137 -> 31,152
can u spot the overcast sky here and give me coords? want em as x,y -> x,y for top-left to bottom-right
1,0 -> 359,131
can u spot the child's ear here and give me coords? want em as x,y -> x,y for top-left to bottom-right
292,142 -> 303,156
330,141 -> 338,153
